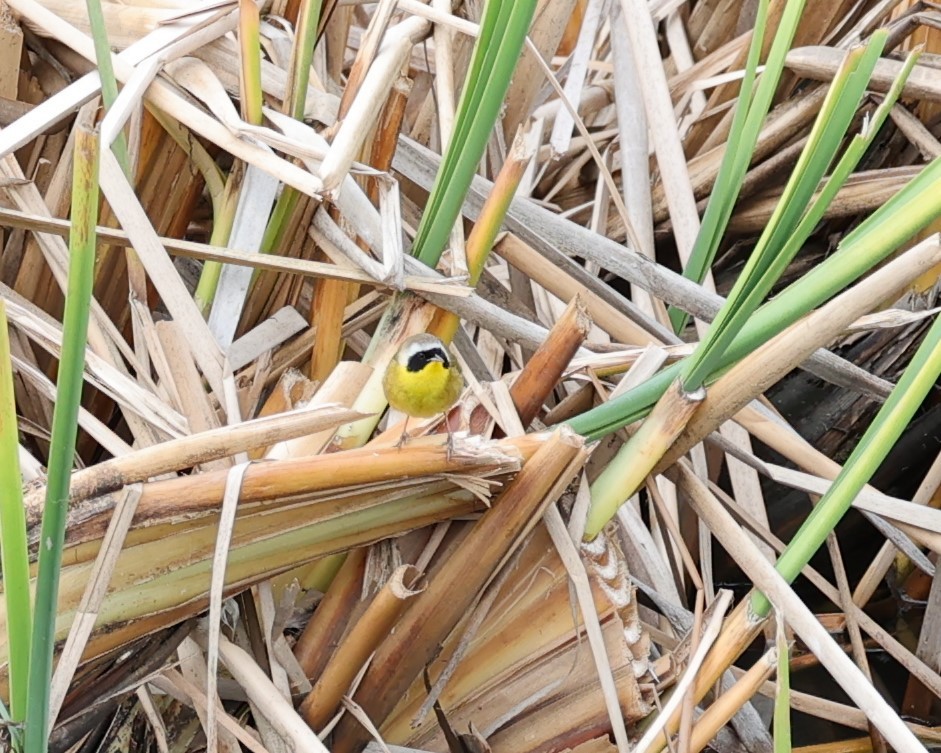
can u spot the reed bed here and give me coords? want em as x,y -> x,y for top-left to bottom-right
1,1 -> 941,752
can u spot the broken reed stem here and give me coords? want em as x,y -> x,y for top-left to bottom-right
46,442 -> 539,547
293,547 -> 368,679
300,564 -> 424,730
45,437 -> 536,552
366,76 -> 412,203
311,73 -> 411,382
429,126 -> 536,343
653,234 -> 941,473
265,363 -> 372,459
585,379 -> 704,539
508,295 -> 591,429
162,444 -> 522,509
330,428 -> 586,753
688,648 -> 777,753
40,405 -> 364,504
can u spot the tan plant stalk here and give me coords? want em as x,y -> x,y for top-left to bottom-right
495,233 -> 659,345
330,428 -> 587,753
300,564 -> 425,730
688,648 -> 777,753
54,405 -> 363,503
508,296 -> 591,429
14,482 -> 485,669
293,547 -> 369,679
217,635 -> 330,752
585,378 -> 705,538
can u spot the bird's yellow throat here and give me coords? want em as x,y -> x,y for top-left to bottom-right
384,360 -> 462,418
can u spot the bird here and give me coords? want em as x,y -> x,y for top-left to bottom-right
382,333 -> 464,451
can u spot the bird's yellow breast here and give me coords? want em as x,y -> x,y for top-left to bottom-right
383,360 -> 463,418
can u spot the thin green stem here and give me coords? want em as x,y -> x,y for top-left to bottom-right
287,0 -> 323,120
194,168 -> 241,314
239,0 -> 264,126
24,126 -> 100,753
669,0 -> 769,332
85,0 -> 129,176
0,300 -> 31,728
752,310 -> 941,617
412,0 -> 538,267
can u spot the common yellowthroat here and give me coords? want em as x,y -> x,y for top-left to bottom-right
382,333 -> 464,449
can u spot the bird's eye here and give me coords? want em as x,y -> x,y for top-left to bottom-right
405,347 -> 449,372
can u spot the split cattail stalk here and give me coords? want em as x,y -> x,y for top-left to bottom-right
509,295 -> 591,429
300,564 -> 425,730
50,405 -> 364,504
331,428 -> 587,753
294,547 -> 369,678
688,648 -> 777,753
12,483 -> 485,670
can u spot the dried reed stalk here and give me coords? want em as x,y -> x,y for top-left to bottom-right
331,427 -> 587,752
300,564 -> 424,730
509,296 -> 591,429
293,547 -> 369,679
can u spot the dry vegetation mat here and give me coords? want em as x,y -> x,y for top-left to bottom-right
1,0 -> 941,752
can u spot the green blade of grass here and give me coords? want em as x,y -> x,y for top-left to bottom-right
669,0 -> 768,332
286,0 -> 323,120
680,31 -> 889,390
24,125 -> 100,753
566,42 -> 924,441
0,300 -> 31,727
671,0 -> 805,332
239,0 -> 263,126
85,0 -> 128,176
752,307 -> 941,618
412,0 -> 538,267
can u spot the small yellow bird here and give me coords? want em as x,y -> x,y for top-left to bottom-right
382,333 -> 464,449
